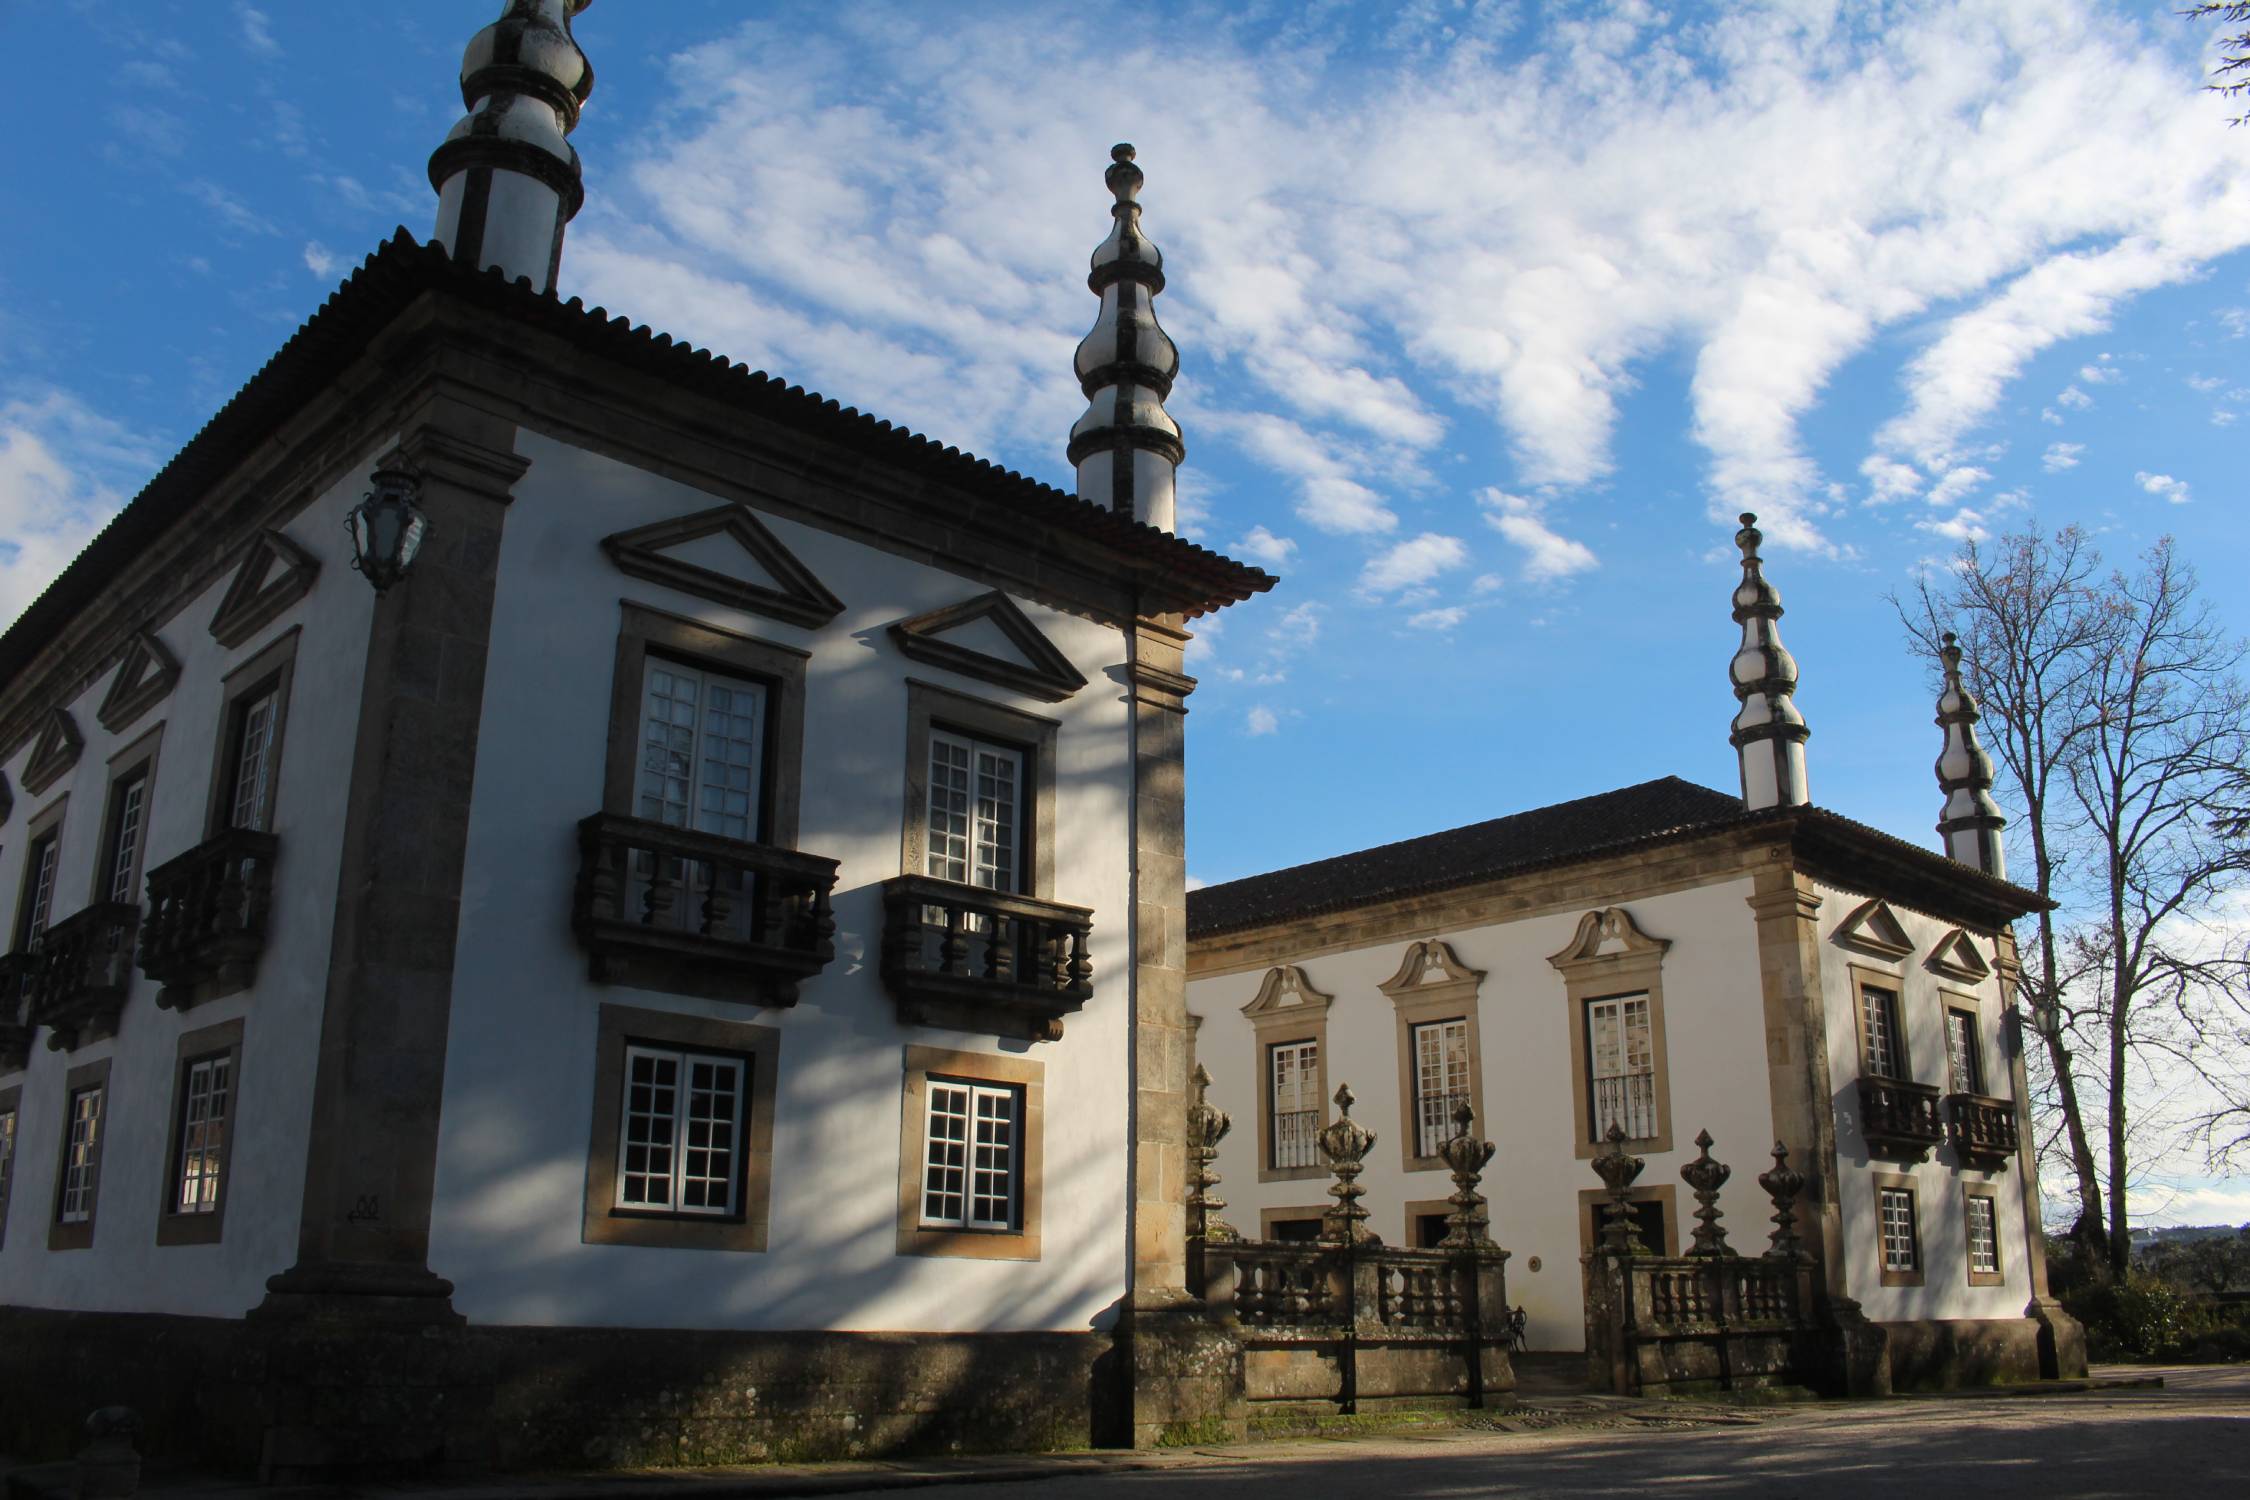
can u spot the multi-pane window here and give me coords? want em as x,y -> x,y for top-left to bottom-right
228,688 -> 280,832
636,661 -> 766,841
173,1055 -> 232,1215
925,731 -> 1022,893
20,833 -> 60,945
1879,1186 -> 1919,1273
1861,984 -> 1903,1079
1269,1039 -> 1321,1169
1945,1009 -> 1982,1095
615,1045 -> 743,1217
1966,1194 -> 2000,1277
1412,1018 -> 1472,1157
105,771 -> 150,905
1587,994 -> 1656,1140
59,1086 -> 103,1225
0,1107 -> 16,1228
921,1079 -> 1020,1230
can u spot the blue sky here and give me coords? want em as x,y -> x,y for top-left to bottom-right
3,4 -> 2246,1217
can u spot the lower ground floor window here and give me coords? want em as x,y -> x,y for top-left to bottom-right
1965,1190 -> 2002,1284
921,1078 -> 1020,1230
619,1045 -> 744,1216
1878,1180 -> 1922,1285
896,1044 -> 1043,1261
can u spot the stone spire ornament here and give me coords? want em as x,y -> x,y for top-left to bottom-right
1437,1100 -> 1498,1249
1185,1064 -> 1237,1245
1757,1140 -> 1809,1262
1934,631 -> 2008,880
1679,1130 -> 1735,1258
429,1 -> 596,294
1728,512 -> 1811,810
1316,1083 -> 1378,1245
1590,1124 -> 1649,1256
1069,144 -> 1185,531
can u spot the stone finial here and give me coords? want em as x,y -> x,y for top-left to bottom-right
1758,1140 -> 1809,1262
1728,512 -> 1811,810
428,1 -> 597,294
1437,1099 -> 1498,1249
1186,1063 -> 1237,1244
1590,1124 -> 1648,1256
1934,630 -> 2008,880
1680,1129 -> 1735,1258
1068,143 -> 1184,531
1317,1082 -> 1378,1245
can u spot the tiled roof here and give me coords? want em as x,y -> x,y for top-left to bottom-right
1186,775 -> 2050,937
1189,777 -> 1751,936
0,232 -> 1273,696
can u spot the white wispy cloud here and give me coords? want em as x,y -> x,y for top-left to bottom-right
2077,357 -> 2122,385
234,3 -> 279,58
302,242 -> 337,279
1925,465 -> 1990,508
1406,606 -> 1467,631
1245,704 -> 1279,736
1230,524 -> 1298,568
2135,470 -> 2191,505
1477,489 -> 1597,580
2055,384 -> 2095,410
2041,442 -> 2084,472
0,390 -> 162,627
1358,531 -> 1470,596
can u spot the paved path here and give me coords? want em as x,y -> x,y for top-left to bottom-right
811,1365 -> 2249,1500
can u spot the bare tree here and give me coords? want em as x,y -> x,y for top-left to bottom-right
1900,530 -> 2250,1277
2186,3 -> 2250,124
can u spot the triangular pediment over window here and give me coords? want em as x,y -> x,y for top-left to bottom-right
888,591 -> 1087,703
210,530 -> 320,649
1834,898 -> 1916,960
21,707 -> 83,796
96,628 -> 182,733
1240,964 -> 1334,1020
1926,928 -> 1992,983
1379,939 -> 1486,1003
601,503 -> 844,629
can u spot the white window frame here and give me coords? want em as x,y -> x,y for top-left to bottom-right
0,1105 -> 16,1232
1944,1007 -> 1982,1095
1879,1185 -> 1919,1273
636,659 -> 768,842
1411,1017 -> 1473,1158
106,772 -> 149,905
60,1085 -> 103,1225
1966,1192 -> 2000,1276
614,1043 -> 746,1219
920,1077 -> 1022,1231
228,687 -> 280,833
1861,983 -> 1903,1080
173,1054 -> 232,1215
22,833 -> 60,943
1269,1038 -> 1322,1170
1587,993 -> 1657,1140
924,730 -> 1024,894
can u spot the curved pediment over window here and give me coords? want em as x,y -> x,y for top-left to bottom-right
1926,927 -> 1992,983
1378,939 -> 1485,1004
1241,964 -> 1334,1019
1547,906 -> 1670,976
1834,898 -> 1916,961
601,502 -> 845,629
888,591 -> 1088,703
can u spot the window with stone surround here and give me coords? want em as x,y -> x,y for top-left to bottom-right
1411,1019 -> 1472,1157
97,723 -> 163,908
898,683 -> 1057,900
0,1086 -> 18,1249
12,799 -> 66,950
50,1056 -> 110,1251
204,629 -> 297,838
1549,908 -> 1674,1158
1382,939 -> 1486,1172
1241,965 -> 1333,1184
1944,1007 -> 1984,1095
1876,1174 -> 1923,1286
581,1002 -> 779,1252
1269,1037 -> 1321,1171
1586,994 -> 1657,1143
1860,982 -> 1905,1080
896,1044 -> 1043,1261
924,731 -> 1023,895
158,1017 -> 244,1247
1965,1188 -> 2003,1287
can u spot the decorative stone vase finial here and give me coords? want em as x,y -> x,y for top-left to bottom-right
1437,1099 -> 1498,1249
1680,1129 -> 1735,1258
1758,1140 -> 1809,1262
1186,1063 -> 1237,1244
1590,1124 -> 1648,1256
1318,1082 -> 1378,1245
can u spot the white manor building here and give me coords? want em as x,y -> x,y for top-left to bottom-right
1187,521 -> 2083,1392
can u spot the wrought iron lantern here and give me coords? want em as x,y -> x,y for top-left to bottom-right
345,466 -> 431,594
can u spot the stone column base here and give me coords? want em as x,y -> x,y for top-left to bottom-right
1123,1301 -> 1244,1448
2027,1295 -> 2089,1379
1825,1296 -> 1892,1397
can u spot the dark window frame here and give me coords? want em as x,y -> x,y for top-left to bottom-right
156,1017 -> 245,1248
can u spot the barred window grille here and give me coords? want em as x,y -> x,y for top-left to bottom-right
1861,985 -> 1902,1079
922,1079 -> 1019,1230
1587,994 -> 1656,1140
616,1045 -> 743,1216
1412,1018 -> 1472,1156
1966,1194 -> 1999,1275
60,1086 -> 103,1225
174,1055 -> 232,1215
1944,1009 -> 1980,1094
1880,1186 -> 1918,1272
1269,1039 -> 1321,1169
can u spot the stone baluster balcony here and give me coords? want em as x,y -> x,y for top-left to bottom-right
27,903 -> 139,1052
1857,1076 -> 1944,1161
572,811 -> 839,1005
137,826 -> 280,1010
1944,1092 -> 2021,1169
877,874 -> 1093,1041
